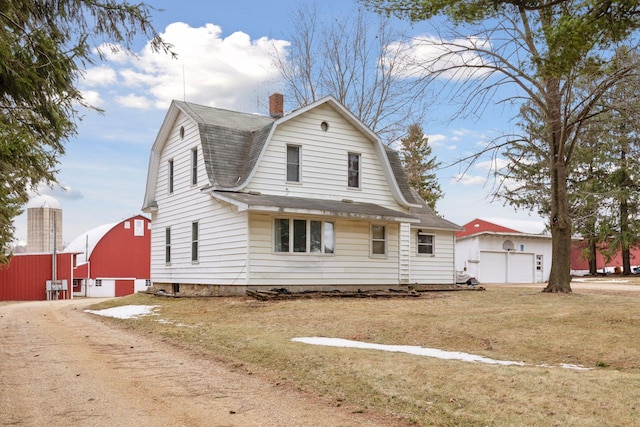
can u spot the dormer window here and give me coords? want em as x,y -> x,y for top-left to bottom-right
287,145 -> 301,182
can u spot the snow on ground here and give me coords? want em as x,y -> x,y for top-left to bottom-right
292,337 -> 525,366
85,305 -> 159,319
292,337 -> 591,370
84,305 -> 589,370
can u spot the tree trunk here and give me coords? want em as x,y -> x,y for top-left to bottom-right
543,78 -> 573,293
544,157 -> 573,292
588,238 -> 597,275
621,198 -> 631,274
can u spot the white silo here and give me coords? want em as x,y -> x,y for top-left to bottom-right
27,195 -> 63,253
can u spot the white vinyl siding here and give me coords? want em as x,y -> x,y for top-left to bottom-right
248,214 -> 399,286
150,113 -> 248,285
247,104 -> 399,209
409,229 -> 457,284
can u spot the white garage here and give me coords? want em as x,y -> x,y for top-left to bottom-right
456,219 -> 551,284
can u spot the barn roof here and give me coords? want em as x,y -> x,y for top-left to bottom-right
456,218 -> 548,239
64,222 -> 117,264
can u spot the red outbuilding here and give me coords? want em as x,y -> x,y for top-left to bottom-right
65,215 -> 151,297
0,253 -> 74,301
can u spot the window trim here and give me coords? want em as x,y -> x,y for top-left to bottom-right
417,231 -> 435,256
191,221 -> 199,262
274,217 -> 335,255
286,144 -> 301,183
347,152 -> 361,189
168,159 -> 174,194
191,147 -> 198,186
370,224 -> 387,258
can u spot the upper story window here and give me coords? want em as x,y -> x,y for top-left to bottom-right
348,152 -> 360,188
287,145 -> 300,182
274,218 -> 335,254
371,224 -> 386,257
417,232 -> 434,255
191,147 -> 198,186
168,159 -> 174,194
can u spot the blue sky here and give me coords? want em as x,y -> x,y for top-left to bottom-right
12,0 -> 544,245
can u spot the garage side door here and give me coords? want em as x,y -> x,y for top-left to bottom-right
115,280 -> 135,297
508,253 -> 534,283
479,252 -> 506,283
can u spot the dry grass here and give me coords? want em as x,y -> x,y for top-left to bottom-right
88,285 -> 640,426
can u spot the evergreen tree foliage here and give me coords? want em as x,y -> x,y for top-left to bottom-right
399,123 -> 442,210
0,1 -> 172,263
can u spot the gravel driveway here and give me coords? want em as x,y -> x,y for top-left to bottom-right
0,299 -> 401,427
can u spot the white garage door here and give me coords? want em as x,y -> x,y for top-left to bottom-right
479,252 -> 535,284
479,252 -> 507,283
508,253 -> 534,283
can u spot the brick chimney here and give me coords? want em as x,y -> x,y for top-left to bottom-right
269,92 -> 284,119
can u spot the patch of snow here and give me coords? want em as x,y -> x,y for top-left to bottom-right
558,363 -> 591,371
292,337 -> 525,366
292,337 -> 592,370
85,305 -> 159,319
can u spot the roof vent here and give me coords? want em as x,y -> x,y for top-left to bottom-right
342,198 -> 353,203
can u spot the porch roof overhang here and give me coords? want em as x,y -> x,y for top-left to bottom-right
210,191 -> 421,223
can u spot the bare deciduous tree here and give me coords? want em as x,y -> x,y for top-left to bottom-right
364,0 -> 640,292
272,4 -> 430,144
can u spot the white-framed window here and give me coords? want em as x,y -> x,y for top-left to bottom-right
191,147 -> 198,186
371,224 -> 386,257
417,231 -> 435,255
168,159 -> 174,194
145,279 -> 152,287
191,221 -> 199,262
286,144 -> 301,182
274,218 -> 335,254
165,227 -> 171,264
348,152 -> 361,188
134,219 -> 144,236
95,279 -> 102,287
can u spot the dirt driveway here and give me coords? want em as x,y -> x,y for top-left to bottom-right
0,299 -> 401,427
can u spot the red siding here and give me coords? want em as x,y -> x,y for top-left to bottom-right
571,241 -> 640,272
115,280 -> 134,297
89,215 -> 150,280
0,253 -> 74,301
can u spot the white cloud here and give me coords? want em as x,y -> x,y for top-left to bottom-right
452,173 -> 487,186
82,66 -> 117,87
388,35 -> 490,81
116,93 -> 153,109
81,90 -> 104,108
96,22 -> 289,111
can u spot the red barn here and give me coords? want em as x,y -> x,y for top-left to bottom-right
571,240 -> 640,275
65,215 -> 151,297
0,253 -> 74,301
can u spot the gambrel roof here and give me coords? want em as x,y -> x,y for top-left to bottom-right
142,96 -> 456,230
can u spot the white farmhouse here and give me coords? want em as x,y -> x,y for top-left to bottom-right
142,94 -> 461,296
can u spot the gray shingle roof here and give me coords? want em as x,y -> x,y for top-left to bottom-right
213,191 -> 420,222
408,189 -> 462,231
175,101 -> 274,188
